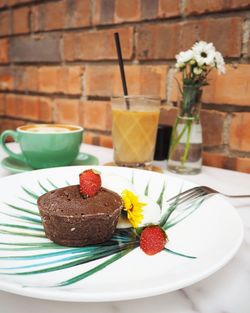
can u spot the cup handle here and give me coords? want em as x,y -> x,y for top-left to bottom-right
0,130 -> 26,162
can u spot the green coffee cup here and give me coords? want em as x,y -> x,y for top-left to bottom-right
0,124 -> 83,169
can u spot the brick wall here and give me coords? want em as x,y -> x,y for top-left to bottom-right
0,0 -> 250,173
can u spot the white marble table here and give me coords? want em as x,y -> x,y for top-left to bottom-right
0,143 -> 249,313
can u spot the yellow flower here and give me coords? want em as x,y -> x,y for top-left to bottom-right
121,189 -> 146,228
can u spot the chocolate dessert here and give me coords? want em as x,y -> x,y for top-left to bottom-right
37,185 -> 123,247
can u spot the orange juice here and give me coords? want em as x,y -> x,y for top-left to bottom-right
112,108 -> 160,167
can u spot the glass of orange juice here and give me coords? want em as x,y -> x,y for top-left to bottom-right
111,96 -> 160,168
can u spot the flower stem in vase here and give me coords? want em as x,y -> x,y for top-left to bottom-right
168,116 -> 201,174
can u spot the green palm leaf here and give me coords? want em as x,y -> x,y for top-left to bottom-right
0,223 -> 43,232
38,181 -> 50,193
157,180 -> 167,209
2,242 -> 138,276
57,248 -> 133,287
0,175 -> 208,288
5,203 -> 40,216
164,248 -> 196,259
22,187 -> 40,200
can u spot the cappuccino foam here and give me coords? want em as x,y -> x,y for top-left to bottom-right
19,124 -> 81,133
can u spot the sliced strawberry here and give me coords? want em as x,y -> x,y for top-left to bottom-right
140,225 -> 167,256
79,169 -> 101,198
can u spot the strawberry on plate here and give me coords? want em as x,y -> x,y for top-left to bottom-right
140,225 -> 168,255
79,169 -> 101,198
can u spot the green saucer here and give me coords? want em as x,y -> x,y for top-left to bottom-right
1,152 -> 99,174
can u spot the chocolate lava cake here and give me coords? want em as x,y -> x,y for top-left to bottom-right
37,185 -> 123,247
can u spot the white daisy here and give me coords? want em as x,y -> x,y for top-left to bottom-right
192,41 -> 216,66
193,67 -> 203,75
214,51 -> 226,74
176,49 -> 194,66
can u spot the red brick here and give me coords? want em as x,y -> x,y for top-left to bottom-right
93,0 -> 115,25
5,94 -> 17,117
203,152 -> 250,174
84,65 -> 168,98
14,66 -> 38,92
84,66 -> 115,97
57,66 -> 83,95
236,157 -> 250,174
13,66 -> 25,91
158,0 -> 181,18
0,93 -> 5,115
82,100 -> 110,131
203,152 -> 224,169
32,1 -> 66,31
63,27 -> 133,61
186,0 -> 226,15
24,67 -> 39,92
0,39 -> 9,64
137,21 -> 202,60
185,0 -> 250,15
159,106 -> 178,125
203,64 -> 250,106
137,17 -> 242,60
137,21 -> 200,59
63,35 -> 75,61
5,95 -> 52,122
201,17 -> 242,58
141,0 -> 158,20
0,67 -> 14,90
38,97 -> 53,122
44,1 -> 66,31
230,112 -> 250,152
21,96 -> 40,121
5,94 -> 40,121
170,71 -> 182,103
200,110 -> 226,147
92,0 -> 102,25
83,131 -> 100,146
177,21 -> 201,52
54,98 -> 80,124
67,66 -> 83,94
31,4 -> 43,32
65,0 -> 91,28
202,152 -> 237,171
38,67 -> 59,93
114,65 -> 168,98
137,23 -> 179,60
99,134 -> 113,148
56,67 -> 68,94
12,7 -> 30,34
114,0 -> 140,22
0,11 -> 10,36
39,66 -> 83,95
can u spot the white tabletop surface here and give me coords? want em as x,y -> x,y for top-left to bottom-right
0,143 -> 249,313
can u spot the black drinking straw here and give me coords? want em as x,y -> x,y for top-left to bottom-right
114,32 -> 130,110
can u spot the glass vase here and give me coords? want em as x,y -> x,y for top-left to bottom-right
167,85 -> 203,174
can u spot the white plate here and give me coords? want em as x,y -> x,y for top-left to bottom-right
0,166 -> 244,302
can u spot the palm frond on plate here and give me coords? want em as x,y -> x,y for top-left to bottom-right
0,172 -> 206,287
